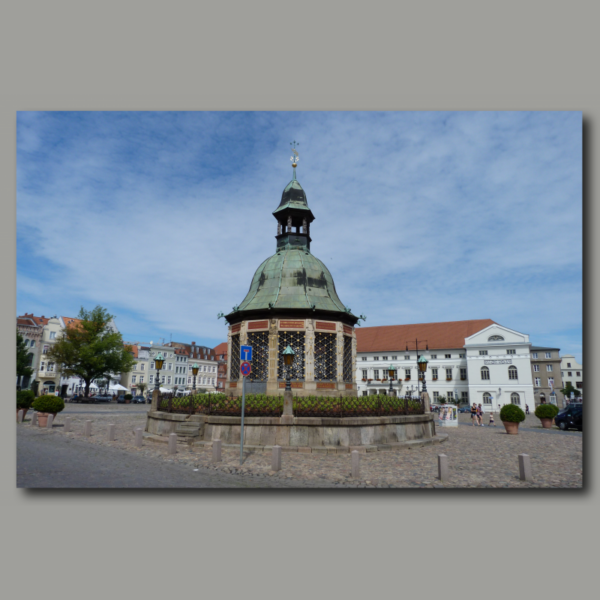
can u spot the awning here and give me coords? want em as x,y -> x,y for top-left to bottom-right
109,384 -> 128,391
159,387 -> 170,393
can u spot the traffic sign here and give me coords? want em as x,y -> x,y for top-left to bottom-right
240,361 -> 252,377
241,345 -> 252,361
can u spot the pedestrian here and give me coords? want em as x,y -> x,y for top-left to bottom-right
526,404 -> 529,415
489,411 -> 495,426
471,403 -> 477,426
477,403 -> 484,426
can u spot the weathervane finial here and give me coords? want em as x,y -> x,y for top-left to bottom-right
290,140 -> 299,179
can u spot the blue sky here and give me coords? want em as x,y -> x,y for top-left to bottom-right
16,111 -> 582,362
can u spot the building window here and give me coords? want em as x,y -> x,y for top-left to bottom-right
139,376 -> 144,383
481,366 -> 490,380
40,361 -> 45,371
132,376 -> 136,383
149,376 -> 154,384
42,345 -> 49,354
47,362 -> 55,372
188,377 -> 192,384
548,378 -> 554,387
133,364 -> 137,370
445,354 -> 451,359
168,363 -> 173,371
488,335 -> 504,342
433,392 -> 439,400
576,382 -> 583,389
150,361 -> 155,370
511,393 -> 521,405
533,364 -> 539,372
362,370 -> 367,379
459,354 -> 465,358
479,350 -> 488,356
545,352 -> 551,358
49,332 -> 56,340
161,376 -> 165,384
374,357 -> 379,361
576,371 -> 580,376
566,362 -> 571,367
404,369 -> 411,380
447,391 -> 454,400
374,370 -> 380,380
461,392 -> 469,402
534,377 -> 541,386
405,355 -> 410,360
431,368 -> 438,380
445,368 -> 452,380
507,349 -> 516,355
460,368 -> 467,380
508,366 -> 518,380
392,356 -> 397,360
167,376 -> 171,384
30,340 -> 35,347
483,392 -> 492,404
430,354 -> 437,359
361,357 -> 367,361
382,356 -> 388,360
546,365 -> 553,372
568,371 -> 572,376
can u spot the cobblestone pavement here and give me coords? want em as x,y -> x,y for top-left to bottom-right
19,407 -> 583,488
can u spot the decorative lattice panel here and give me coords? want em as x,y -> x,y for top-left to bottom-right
343,335 -> 353,382
314,332 -> 337,381
230,334 -> 240,380
247,331 -> 269,381
277,331 -> 305,380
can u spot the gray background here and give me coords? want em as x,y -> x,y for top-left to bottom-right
1,2 -> 596,600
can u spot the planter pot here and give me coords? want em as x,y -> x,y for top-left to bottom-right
37,412 -> 49,427
540,418 -> 553,429
502,421 -> 519,435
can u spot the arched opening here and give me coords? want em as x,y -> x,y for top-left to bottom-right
511,392 -> 521,405
481,366 -> 490,380
508,365 -> 518,380
483,392 -> 492,404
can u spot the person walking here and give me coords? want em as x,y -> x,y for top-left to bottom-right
526,404 -> 530,415
471,403 -> 477,426
489,411 -> 495,426
477,403 -> 484,426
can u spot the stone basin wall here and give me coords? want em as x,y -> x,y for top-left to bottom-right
145,411 -> 436,448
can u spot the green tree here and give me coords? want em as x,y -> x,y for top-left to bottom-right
16,330 -> 34,388
137,382 -> 147,396
46,306 -> 136,398
560,382 -> 581,399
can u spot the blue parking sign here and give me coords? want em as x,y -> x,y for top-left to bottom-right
240,345 -> 252,361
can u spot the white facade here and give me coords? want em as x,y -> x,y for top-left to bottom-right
560,354 -> 583,392
356,323 -> 535,412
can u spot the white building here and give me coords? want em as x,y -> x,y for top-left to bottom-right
560,354 -> 583,393
356,319 -> 535,412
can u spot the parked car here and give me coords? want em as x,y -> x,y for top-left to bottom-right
458,406 -> 471,413
116,395 -> 127,404
132,395 -> 146,404
554,404 -> 582,431
92,395 -> 113,403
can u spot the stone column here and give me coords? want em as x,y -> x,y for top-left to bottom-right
305,319 -> 315,384
421,391 -> 431,413
267,318 -> 279,395
151,389 -> 160,411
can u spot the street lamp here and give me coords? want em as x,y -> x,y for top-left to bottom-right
154,352 -> 164,392
418,355 -> 429,395
387,363 -> 396,395
191,363 -> 199,391
283,345 -> 295,392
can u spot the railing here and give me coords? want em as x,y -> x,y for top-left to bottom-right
157,393 -> 425,417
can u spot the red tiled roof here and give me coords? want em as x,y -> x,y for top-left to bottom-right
62,316 -> 83,330
18,313 -> 50,326
356,319 -> 496,353
127,345 -> 139,358
213,342 -> 227,357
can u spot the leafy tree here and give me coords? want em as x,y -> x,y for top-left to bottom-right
560,383 -> 581,398
16,330 -> 34,387
46,306 -> 136,398
137,382 -> 147,396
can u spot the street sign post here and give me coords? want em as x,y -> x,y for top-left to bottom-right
239,355 -> 252,465
241,345 -> 253,362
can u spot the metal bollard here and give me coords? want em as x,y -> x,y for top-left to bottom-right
17,410 -> 24,423
271,445 -> 282,471
84,420 -> 92,437
108,423 -> 116,441
31,412 -> 38,427
47,414 -> 54,429
64,417 -> 71,432
212,439 -> 222,462
135,428 -> 143,447
518,454 -> 532,481
438,454 -> 449,482
168,432 -> 177,455
351,450 -> 360,478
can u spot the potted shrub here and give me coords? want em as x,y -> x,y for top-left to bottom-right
17,390 -> 35,421
500,404 -> 526,435
32,394 -> 65,427
535,403 -> 559,428
124,393 -> 133,404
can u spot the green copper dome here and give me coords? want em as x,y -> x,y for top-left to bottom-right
237,248 -> 348,312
